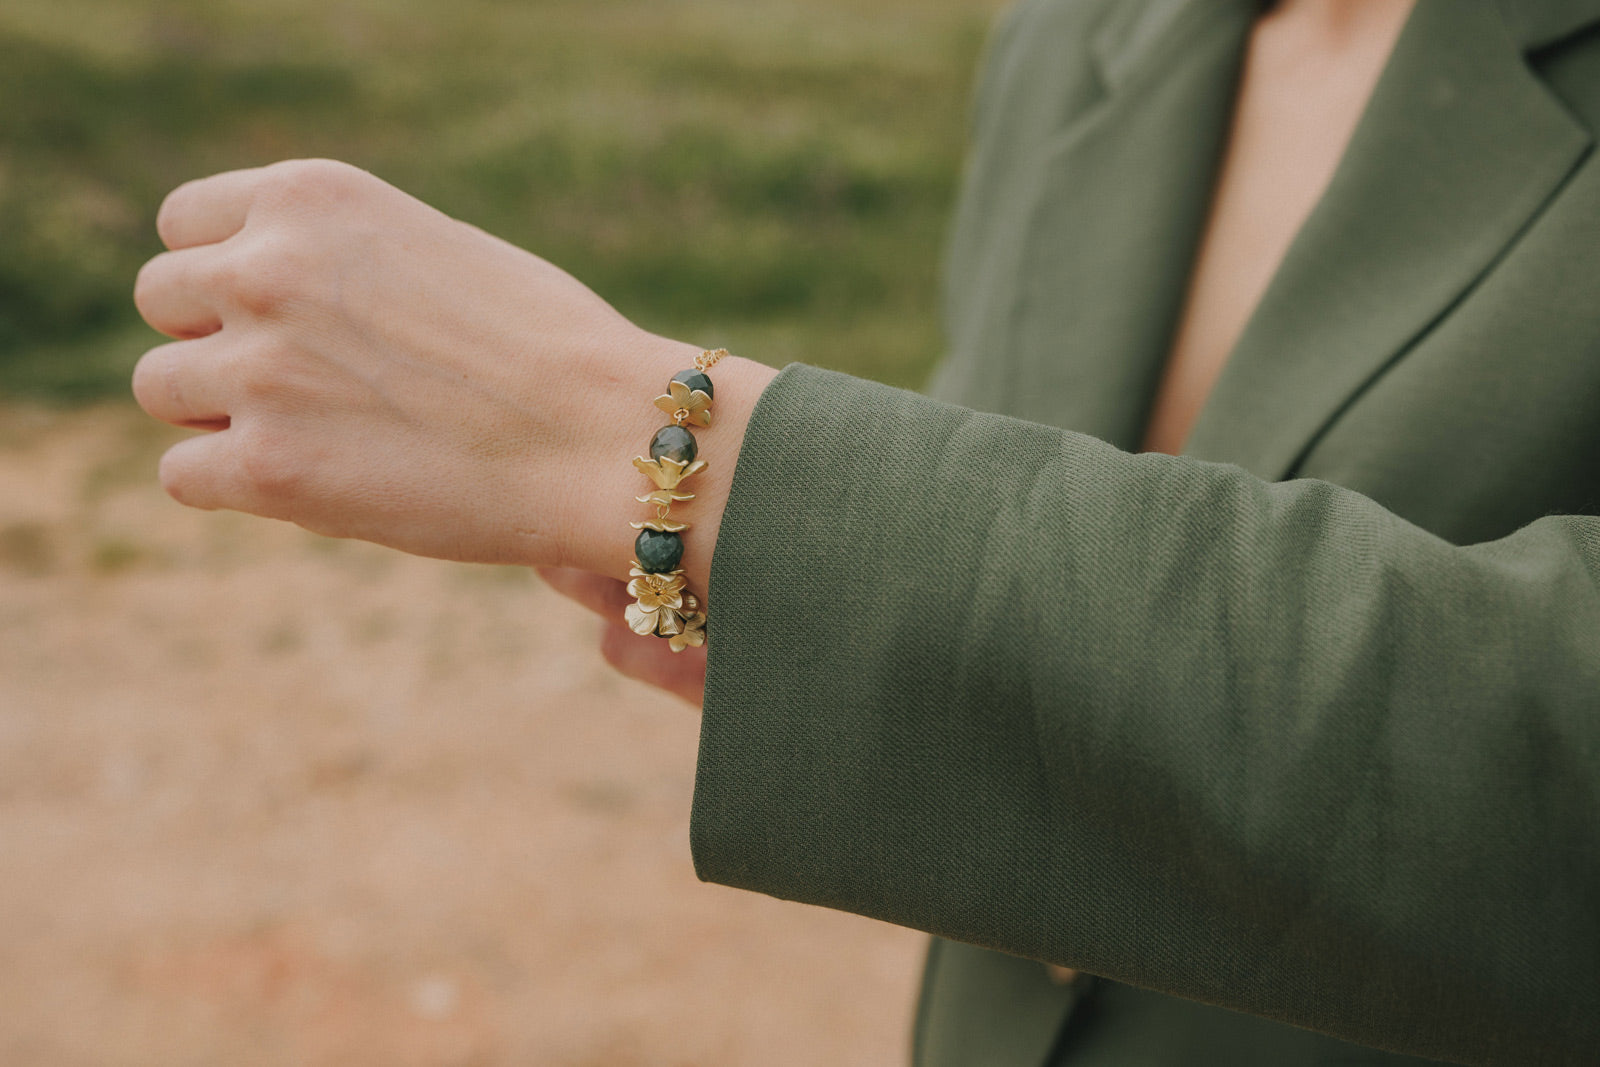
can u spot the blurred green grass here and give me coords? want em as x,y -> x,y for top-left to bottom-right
0,0 -> 1000,401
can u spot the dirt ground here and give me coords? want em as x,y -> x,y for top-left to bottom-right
0,400 -> 924,1066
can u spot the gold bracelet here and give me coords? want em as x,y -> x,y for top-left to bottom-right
624,347 -> 727,653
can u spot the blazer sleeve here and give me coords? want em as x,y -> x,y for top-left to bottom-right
692,364 -> 1600,1067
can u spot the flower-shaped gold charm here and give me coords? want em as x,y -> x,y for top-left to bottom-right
668,609 -> 706,653
653,380 -> 713,427
624,567 -> 686,636
634,455 -> 707,490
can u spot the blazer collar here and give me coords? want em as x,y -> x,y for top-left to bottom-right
1496,0 -> 1600,51
1004,0 -> 1597,469
1092,0 -> 1600,75
1180,0 -> 1594,477
1000,0 -> 1257,448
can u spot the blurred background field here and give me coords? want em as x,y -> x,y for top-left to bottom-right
0,0 -> 1001,1063
1,0 -> 998,398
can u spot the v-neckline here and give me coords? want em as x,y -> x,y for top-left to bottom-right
1179,0 -> 1590,477
1138,0 -> 1421,456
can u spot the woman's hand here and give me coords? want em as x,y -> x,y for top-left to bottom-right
133,158 -> 773,591
135,158 -> 666,570
134,159 -> 774,695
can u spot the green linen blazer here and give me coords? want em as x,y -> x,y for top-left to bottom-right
692,0 -> 1600,1064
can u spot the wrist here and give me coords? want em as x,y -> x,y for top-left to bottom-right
558,333 -> 777,601
668,352 -> 778,597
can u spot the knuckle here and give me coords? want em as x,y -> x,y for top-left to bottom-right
234,336 -> 314,408
237,423 -> 306,502
264,158 -> 368,211
221,238 -> 300,316
235,356 -> 283,406
195,252 -> 252,312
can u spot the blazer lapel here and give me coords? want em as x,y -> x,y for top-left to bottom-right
1496,0 -> 1600,51
1003,0 -> 1258,451
1182,0 -> 1595,479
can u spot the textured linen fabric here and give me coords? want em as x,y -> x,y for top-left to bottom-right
692,0 -> 1600,1064
696,367 -> 1599,1065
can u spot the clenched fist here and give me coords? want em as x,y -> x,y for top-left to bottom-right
134,159 -> 775,702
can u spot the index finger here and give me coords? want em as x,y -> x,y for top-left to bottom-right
156,167 -> 267,250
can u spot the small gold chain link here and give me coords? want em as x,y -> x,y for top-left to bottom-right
695,347 -> 729,372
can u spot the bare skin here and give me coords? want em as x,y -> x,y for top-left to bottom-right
1141,0 -> 1417,455
133,159 -> 774,709
133,0 -> 1416,709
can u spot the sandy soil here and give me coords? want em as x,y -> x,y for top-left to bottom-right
0,400 -> 924,1066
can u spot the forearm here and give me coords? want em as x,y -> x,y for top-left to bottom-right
696,364 -> 1600,1065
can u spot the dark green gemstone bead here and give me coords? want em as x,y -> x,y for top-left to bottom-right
649,425 -> 697,464
635,529 -> 684,573
671,369 -> 713,400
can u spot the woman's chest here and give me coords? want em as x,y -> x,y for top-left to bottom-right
1142,0 -> 1417,455
934,0 -> 1600,546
